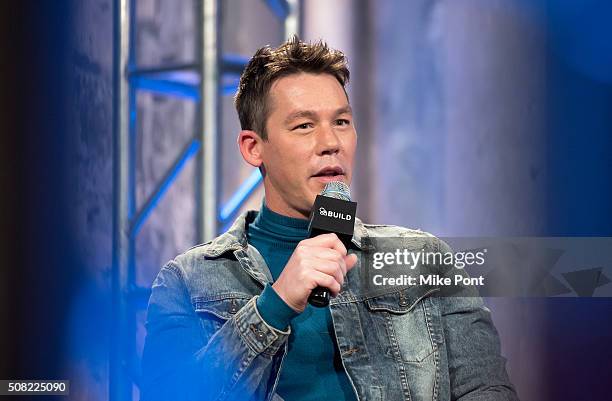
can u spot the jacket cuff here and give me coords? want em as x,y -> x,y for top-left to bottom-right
234,296 -> 291,357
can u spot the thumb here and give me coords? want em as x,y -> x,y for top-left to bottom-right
344,253 -> 358,270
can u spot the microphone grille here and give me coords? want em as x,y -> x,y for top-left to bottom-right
321,181 -> 351,201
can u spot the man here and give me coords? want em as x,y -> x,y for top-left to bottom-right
141,37 -> 519,401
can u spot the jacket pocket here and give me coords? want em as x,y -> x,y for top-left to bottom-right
365,287 -> 442,363
192,293 -> 253,333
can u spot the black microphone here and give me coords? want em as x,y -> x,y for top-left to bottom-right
307,181 -> 357,307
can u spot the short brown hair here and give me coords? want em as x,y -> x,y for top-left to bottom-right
234,36 -> 350,140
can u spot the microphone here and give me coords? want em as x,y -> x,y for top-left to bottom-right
307,181 -> 357,307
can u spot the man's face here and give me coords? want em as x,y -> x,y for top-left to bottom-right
259,72 -> 357,219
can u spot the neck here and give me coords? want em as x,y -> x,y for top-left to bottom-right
258,201 -> 309,227
262,194 -> 311,220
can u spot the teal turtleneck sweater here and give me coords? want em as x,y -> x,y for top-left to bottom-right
248,203 -> 357,401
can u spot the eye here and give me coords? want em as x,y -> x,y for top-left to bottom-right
293,122 -> 313,130
335,119 -> 351,126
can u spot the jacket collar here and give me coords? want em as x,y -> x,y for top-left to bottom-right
202,210 -> 366,258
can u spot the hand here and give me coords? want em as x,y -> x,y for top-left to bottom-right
272,233 -> 358,313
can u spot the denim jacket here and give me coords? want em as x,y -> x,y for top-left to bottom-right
141,211 -> 519,401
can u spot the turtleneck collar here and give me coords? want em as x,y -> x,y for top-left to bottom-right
249,201 -> 310,248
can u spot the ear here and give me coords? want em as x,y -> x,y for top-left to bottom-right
237,130 -> 264,168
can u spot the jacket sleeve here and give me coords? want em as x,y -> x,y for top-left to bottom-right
436,240 -> 520,401
140,261 -> 289,401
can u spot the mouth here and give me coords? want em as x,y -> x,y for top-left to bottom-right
311,165 -> 346,183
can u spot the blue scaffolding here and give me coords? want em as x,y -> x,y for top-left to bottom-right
110,1 -> 301,399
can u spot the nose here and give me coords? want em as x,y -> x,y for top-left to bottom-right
316,124 -> 340,156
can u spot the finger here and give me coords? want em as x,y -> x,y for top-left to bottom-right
303,233 -> 347,256
338,255 -> 347,277
306,247 -> 346,276
311,258 -> 345,286
309,270 -> 342,297
344,253 -> 358,271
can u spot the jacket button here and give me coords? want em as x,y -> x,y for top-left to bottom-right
398,297 -> 409,307
250,324 -> 265,340
229,300 -> 238,314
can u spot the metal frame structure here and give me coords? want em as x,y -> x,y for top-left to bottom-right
111,0 -> 301,400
